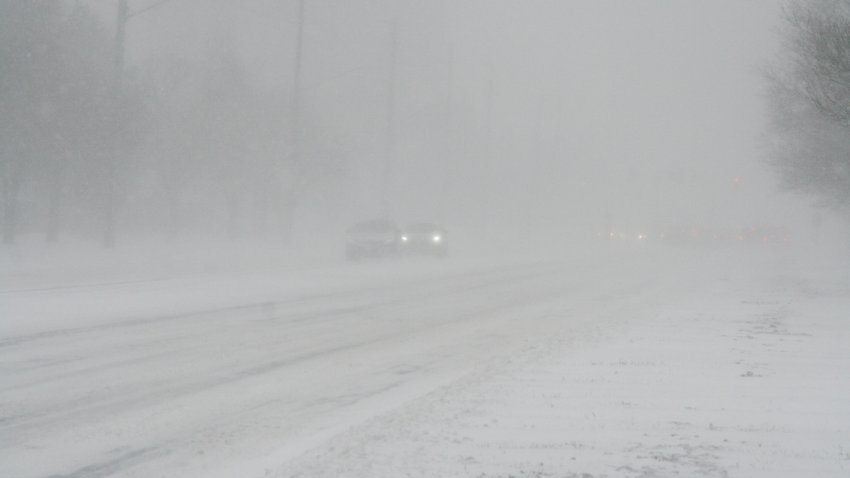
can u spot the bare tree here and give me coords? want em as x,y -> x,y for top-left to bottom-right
765,0 -> 850,211
0,1 -> 61,243
0,1 -> 131,244
786,0 -> 850,123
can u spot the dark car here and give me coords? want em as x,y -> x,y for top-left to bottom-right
400,223 -> 448,257
345,219 -> 402,261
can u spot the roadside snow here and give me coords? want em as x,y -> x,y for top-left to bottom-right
273,250 -> 850,478
1,242 -> 848,478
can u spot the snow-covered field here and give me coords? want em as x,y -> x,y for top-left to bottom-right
2,242 -> 849,477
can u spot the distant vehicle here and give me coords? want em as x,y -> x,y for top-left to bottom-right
401,222 -> 448,257
345,219 -> 402,261
736,226 -> 792,244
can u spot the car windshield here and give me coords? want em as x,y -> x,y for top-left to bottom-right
407,223 -> 438,233
349,220 -> 396,233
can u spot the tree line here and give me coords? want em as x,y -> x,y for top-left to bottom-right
765,0 -> 850,216
1,1 -> 318,246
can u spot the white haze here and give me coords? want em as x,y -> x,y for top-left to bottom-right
77,0 -> 815,250
5,2 -> 850,477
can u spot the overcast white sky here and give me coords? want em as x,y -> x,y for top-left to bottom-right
84,0 -> 813,236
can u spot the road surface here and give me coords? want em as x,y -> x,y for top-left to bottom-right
2,248 -> 847,477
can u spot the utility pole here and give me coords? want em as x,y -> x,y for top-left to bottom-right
291,0 -> 305,162
104,0 -> 129,248
113,0 -> 128,126
280,0 -> 306,243
485,60 -> 494,153
381,19 -> 398,212
106,0 -> 179,248
483,59 -> 496,238
445,43 -> 454,155
440,43 -> 454,220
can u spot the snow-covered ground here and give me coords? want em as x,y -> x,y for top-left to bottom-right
274,249 -> 850,478
1,241 -> 848,477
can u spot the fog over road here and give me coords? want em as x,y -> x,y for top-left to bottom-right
3,244 -> 850,478
4,1 -> 850,476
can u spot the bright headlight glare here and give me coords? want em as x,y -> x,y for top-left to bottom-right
401,235 -> 409,242
432,234 -> 442,243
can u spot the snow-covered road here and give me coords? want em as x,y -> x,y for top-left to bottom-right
1,247 -> 848,477
0,252 -> 641,477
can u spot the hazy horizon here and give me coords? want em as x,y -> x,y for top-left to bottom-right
64,0 -> 819,245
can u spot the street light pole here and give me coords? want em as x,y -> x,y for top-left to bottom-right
103,0 -> 129,248
113,0 -> 128,92
381,19 -> 398,213
291,0 -> 305,162
105,0 -> 181,248
279,0 -> 306,243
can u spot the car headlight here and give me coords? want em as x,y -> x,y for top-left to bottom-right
401,235 -> 409,242
432,234 -> 442,243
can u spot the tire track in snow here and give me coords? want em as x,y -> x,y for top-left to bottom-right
3,257 -> 654,478
0,261 -> 553,348
1,263 -> 563,440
